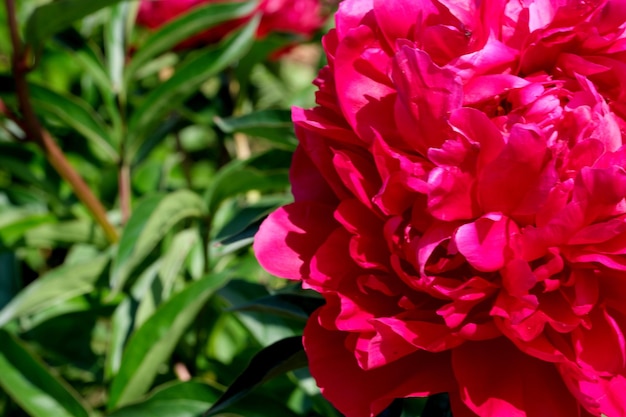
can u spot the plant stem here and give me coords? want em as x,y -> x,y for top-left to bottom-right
4,0 -> 119,243
118,162 -> 131,224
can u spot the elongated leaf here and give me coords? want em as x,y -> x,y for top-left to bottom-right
217,281 -> 298,346
108,380 -> 300,417
107,229 -> 198,377
214,199 -> 285,243
204,149 -> 291,213
25,0 -> 130,51
107,272 -> 230,409
53,30 -> 124,145
158,229 -> 199,299
0,253 -> 19,310
24,218 -> 107,248
53,29 -> 113,95
105,260 -> 162,380
205,336 -> 307,416
214,109 -> 297,149
104,2 -> 130,94
230,293 -> 324,321
126,1 -> 258,80
29,84 -> 118,163
126,16 -> 260,158
0,329 -> 91,417
110,190 -> 206,290
0,211 -> 55,249
0,254 -> 109,327
107,381 -> 221,417
0,143 -> 62,201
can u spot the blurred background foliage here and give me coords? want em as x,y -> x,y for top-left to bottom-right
0,1 -> 435,416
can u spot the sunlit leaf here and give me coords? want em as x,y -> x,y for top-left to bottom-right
108,380 -> 300,417
105,261 -> 161,380
214,109 -> 297,150
107,271 -> 230,408
24,218 -> 107,248
0,210 -> 55,249
126,15 -> 260,160
107,381 -> 221,417
125,1 -> 258,81
110,190 -> 206,291
25,0 -> 131,51
28,83 -> 118,163
104,2 -> 130,94
0,254 -> 110,327
204,149 -> 291,214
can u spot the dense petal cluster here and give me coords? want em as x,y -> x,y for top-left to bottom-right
136,0 -> 327,48
254,0 -> 626,416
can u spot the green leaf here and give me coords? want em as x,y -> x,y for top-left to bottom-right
0,142 -> 62,201
23,218 -> 107,248
0,329 -> 91,417
24,0 -> 130,51
158,229 -> 199,299
104,2 -> 130,95
108,379 -> 301,417
107,271 -> 230,409
53,29 -> 113,96
214,109 -> 297,150
106,229 -> 198,379
125,1 -> 258,81
230,293 -> 325,321
0,253 -> 19,310
110,190 -> 206,291
205,336 -> 307,416
0,210 -> 55,249
29,83 -> 118,163
0,254 -> 109,327
126,15 -> 260,159
214,198 -> 284,243
105,260 -> 161,380
53,29 -> 124,145
107,381 -> 221,417
205,149 -> 291,214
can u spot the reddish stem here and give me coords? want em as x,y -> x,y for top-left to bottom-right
4,0 -> 119,243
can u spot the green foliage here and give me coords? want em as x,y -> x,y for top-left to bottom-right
0,0 -> 343,416
0,1 -> 435,416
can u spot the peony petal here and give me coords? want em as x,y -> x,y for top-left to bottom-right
332,149 -> 381,210
290,145 -> 339,204
453,338 -> 582,417
334,24 -> 396,143
454,213 -> 519,272
427,165 -> 478,221
304,311 -> 456,417
572,307 -> 626,375
254,202 -> 336,279
391,46 -> 463,154
477,123 -> 552,215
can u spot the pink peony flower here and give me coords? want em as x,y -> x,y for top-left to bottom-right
254,0 -> 626,416
136,0 -> 327,48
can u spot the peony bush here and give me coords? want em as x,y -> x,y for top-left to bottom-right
137,0 -> 328,47
255,0 -> 626,416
